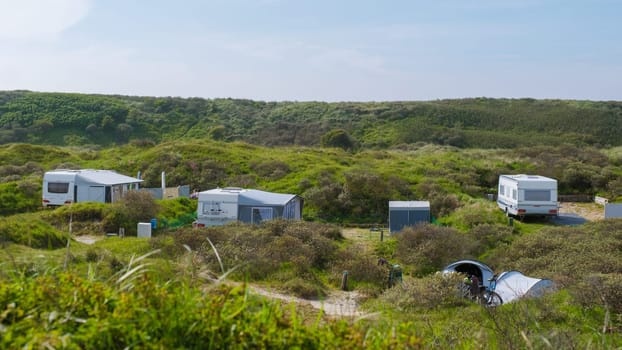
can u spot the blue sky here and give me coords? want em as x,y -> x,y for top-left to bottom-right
1,0 -> 620,101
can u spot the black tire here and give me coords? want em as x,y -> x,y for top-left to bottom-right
486,292 -> 503,307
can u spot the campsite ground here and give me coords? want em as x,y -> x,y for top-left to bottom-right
558,202 -> 605,221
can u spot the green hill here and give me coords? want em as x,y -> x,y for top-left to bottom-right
1,91 -> 621,148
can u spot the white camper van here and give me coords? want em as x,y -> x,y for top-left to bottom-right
42,169 -> 142,207
497,175 -> 558,218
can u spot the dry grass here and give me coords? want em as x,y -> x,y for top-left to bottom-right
558,202 -> 604,221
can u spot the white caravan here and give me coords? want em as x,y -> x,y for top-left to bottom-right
195,187 -> 303,227
497,175 -> 558,218
42,169 -> 142,207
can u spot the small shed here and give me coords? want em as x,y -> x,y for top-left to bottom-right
388,201 -> 430,233
196,187 -> 303,227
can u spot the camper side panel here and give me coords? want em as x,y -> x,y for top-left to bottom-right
42,173 -> 76,207
196,193 -> 239,227
497,176 -> 519,215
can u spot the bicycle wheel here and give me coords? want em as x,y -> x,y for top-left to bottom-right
486,292 -> 503,307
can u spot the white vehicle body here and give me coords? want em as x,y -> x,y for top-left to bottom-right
497,174 -> 558,217
42,169 -> 142,207
195,187 -> 303,227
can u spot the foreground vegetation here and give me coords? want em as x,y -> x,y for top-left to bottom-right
1,214 -> 621,348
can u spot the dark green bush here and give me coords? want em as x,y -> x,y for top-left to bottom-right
0,180 -> 41,215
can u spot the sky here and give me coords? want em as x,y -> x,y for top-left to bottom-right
0,0 -> 621,102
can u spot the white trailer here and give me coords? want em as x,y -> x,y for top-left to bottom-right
497,175 -> 558,218
42,169 -> 142,207
195,187 -> 303,227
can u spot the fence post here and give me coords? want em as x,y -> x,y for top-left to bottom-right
341,271 -> 349,291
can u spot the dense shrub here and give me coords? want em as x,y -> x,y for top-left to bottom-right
379,272 -> 468,310
0,214 -> 66,248
394,225 -> 476,276
43,202 -> 108,225
0,180 -> 41,215
332,250 -> 387,294
467,224 -> 514,253
250,160 -> 290,180
161,221 -> 345,295
573,273 -> 622,314
102,190 -> 160,235
443,201 -> 506,230
320,129 -> 358,151
0,272 -> 423,349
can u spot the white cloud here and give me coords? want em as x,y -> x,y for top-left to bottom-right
0,0 -> 91,40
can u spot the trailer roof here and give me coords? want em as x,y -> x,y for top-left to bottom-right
389,201 -> 430,209
500,174 -> 557,182
199,187 -> 299,206
46,169 -> 142,185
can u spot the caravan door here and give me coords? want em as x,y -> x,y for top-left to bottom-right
88,186 -> 106,203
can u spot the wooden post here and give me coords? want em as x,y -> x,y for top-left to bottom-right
341,270 -> 349,291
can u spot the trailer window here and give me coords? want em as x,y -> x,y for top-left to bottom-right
499,185 -> 505,197
524,190 -> 551,201
202,201 -> 222,215
512,189 -> 517,200
48,182 -> 69,194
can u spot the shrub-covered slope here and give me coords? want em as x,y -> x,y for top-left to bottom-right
1,91 -> 621,148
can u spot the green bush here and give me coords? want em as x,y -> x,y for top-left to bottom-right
332,251 -> 387,294
43,202 -> 107,225
0,272 -> 423,349
0,180 -> 41,215
102,191 -> 160,235
0,214 -> 66,248
379,272 -> 468,310
394,225 -> 476,276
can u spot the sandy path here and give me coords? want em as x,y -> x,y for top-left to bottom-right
73,235 -> 103,245
249,285 -> 364,317
558,202 -> 604,221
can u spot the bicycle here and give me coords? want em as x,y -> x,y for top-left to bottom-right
482,274 -> 503,307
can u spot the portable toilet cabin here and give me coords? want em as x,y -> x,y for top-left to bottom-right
388,201 -> 430,233
195,187 -> 303,227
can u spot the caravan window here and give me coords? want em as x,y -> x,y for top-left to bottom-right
48,182 -> 69,194
524,190 -> 551,201
202,201 -> 223,215
499,185 -> 505,197
512,189 -> 517,200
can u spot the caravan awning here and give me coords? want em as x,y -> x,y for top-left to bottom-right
76,170 -> 142,185
238,189 -> 298,206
